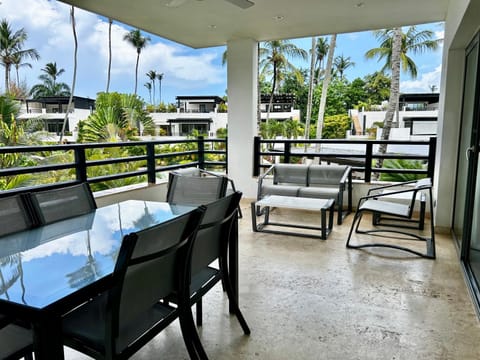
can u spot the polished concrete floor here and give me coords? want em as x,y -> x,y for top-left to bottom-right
65,200 -> 480,359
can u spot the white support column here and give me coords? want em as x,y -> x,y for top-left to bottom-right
227,39 -> 258,199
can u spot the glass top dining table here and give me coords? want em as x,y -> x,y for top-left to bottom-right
0,200 -> 197,359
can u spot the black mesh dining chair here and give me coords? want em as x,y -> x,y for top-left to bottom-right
0,194 -> 35,359
0,325 -> 33,360
61,207 -> 207,359
27,182 -> 96,225
0,194 -> 35,236
188,191 -> 250,335
166,167 -> 243,218
166,168 -> 229,206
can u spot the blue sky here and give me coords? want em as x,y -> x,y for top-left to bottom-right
2,0 -> 444,104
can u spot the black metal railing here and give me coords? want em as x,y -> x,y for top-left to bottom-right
0,137 -> 227,196
253,136 -> 436,182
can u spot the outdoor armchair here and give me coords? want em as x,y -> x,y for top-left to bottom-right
346,178 -> 435,259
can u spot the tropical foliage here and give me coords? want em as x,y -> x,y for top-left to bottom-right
379,159 -> 427,182
259,119 -> 304,139
77,92 -> 155,142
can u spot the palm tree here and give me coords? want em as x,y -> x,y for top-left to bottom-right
315,37 -> 329,84
123,29 -> 150,95
365,26 -> 441,159
316,34 -> 337,140
106,18 -> 113,93
144,82 -> 152,104
157,72 -> 164,105
259,40 -> 307,124
333,54 -> 355,80
0,19 -> 40,93
11,52 -> 33,86
146,70 -> 157,106
30,62 -> 71,98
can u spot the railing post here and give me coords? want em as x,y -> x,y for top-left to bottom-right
365,142 -> 373,183
427,137 -> 437,181
197,136 -> 205,169
284,141 -> 291,164
74,146 -> 87,183
146,142 -> 156,184
253,136 -> 261,176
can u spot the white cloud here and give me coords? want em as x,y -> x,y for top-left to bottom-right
2,0 -> 226,100
400,65 -> 441,92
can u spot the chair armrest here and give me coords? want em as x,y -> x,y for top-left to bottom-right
361,186 -> 420,201
366,180 -> 418,195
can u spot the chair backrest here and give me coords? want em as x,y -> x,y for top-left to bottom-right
273,164 -> 309,186
407,178 -> 432,216
308,165 -> 349,186
166,171 -> 228,206
27,182 -> 97,225
191,191 -> 242,275
109,207 -> 204,349
0,194 -> 34,236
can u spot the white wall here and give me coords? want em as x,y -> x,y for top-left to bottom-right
227,39 -> 258,198
435,0 -> 477,229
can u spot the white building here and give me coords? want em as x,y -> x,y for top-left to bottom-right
17,96 -> 95,141
150,94 -> 300,137
349,93 -> 439,141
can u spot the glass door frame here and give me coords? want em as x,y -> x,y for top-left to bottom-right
455,31 -> 480,313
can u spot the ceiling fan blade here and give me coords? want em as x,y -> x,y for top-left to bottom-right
224,0 -> 255,9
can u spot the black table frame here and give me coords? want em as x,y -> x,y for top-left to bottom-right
251,196 -> 335,240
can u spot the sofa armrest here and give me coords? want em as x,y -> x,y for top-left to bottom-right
257,165 -> 275,200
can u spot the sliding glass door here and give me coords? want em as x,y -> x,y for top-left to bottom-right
454,32 -> 480,305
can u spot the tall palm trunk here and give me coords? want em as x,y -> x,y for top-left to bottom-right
376,28 -> 402,166
266,62 -> 277,126
304,37 -> 316,142
152,79 -> 156,108
134,50 -> 140,95
4,64 -> 10,93
59,6 -> 77,144
15,66 -> 20,86
106,18 -> 112,93
316,34 -> 336,141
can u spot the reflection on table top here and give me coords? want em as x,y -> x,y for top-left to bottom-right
0,200 -> 195,310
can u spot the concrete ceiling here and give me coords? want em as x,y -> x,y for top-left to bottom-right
59,0 -> 449,48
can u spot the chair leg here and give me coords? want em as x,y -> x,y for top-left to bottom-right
346,211 -> 363,248
196,300 -> 203,326
346,209 -> 436,259
179,310 -> 208,360
219,254 -> 251,335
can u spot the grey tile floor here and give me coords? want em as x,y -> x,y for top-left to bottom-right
65,200 -> 480,359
